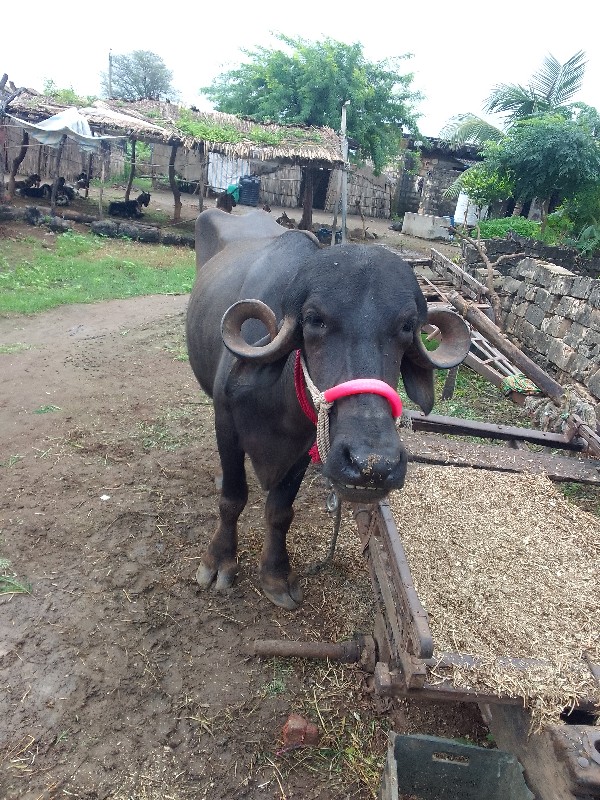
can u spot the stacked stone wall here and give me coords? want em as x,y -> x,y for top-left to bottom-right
462,235 -> 600,279
463,252 -> 600,406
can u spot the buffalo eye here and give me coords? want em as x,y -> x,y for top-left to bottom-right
399,319 -> 416,334
303,312 -> 327,330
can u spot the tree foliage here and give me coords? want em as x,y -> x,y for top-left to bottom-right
101,51 -> 175,101
442,51 -> 587,146
484,51 -> 587,121
454,164 -> 513,209
483,115 -> 600,225
43,79 -> 96,106
201,34 -> 422,174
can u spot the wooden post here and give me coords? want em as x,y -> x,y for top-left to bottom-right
168,142 -> 182,222
8,129 -> 29,199
448,292 -> 565,404
50,134 -> 67,213
98,142 -> 107,218
85,152 -> 92,199
330,168 -> 342,247
124,137 -> 136,201
299,166 -> 314,231
197,142 -> 205,214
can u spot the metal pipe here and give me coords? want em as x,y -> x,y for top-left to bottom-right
253,635 -> 373,665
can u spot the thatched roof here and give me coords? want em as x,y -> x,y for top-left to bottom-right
3,89 -> 344,167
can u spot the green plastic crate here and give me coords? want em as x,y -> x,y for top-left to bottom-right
380,733 -> 534,800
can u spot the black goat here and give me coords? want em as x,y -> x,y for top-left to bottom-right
75,172 -> 90,190
56,177 -> 75,203
216,191 -> 236,213
13,175 -> 37,190
20,184 -> 52,199
108,191 -> 151,218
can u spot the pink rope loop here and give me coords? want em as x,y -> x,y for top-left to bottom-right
323,379 -> 403,418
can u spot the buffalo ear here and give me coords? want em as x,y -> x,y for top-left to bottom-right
400,352 -> 435,415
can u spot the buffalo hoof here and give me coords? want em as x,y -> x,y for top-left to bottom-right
196,560 -> 237,591
261,571 -> 304,611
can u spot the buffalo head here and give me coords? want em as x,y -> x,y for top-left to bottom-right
220,244 -> 470,502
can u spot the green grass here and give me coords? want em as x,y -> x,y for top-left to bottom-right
0,230 -> 195,314
0,342 -> 31,354
0,558 -> 31,595
400,365 -> 531,427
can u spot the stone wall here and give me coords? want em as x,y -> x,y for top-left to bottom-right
464,253 -> 600,405
462,235 -> 600,279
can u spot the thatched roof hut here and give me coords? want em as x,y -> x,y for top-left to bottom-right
4,91 -> 344,168
2,84 -> 345,224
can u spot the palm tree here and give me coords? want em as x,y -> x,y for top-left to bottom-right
441,51 -> 587,145
441,52 -> 588,213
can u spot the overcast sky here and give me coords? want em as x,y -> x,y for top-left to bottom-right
4,1 -> 599,138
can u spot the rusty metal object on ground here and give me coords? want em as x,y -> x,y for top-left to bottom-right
253,634 -> 377,672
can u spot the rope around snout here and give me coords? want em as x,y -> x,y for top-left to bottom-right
295,352 -> 333,463
300,353 -> 334,462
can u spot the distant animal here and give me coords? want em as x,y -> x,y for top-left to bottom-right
262,203 -> 271,213
20,184 -> 52,199
75,172 -> 90,190
13,175 -> 37,190
216,191 -> 236,213
185,208 -> 470,610
276,211 -> 297,229
56,177 -> 75,203
108,191 -> 151,218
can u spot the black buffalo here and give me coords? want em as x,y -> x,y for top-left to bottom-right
186,209 -> 470,609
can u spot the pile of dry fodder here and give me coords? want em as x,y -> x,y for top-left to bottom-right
388,465 -> 599,729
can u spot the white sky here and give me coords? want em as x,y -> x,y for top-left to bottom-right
4,1 -> 599,139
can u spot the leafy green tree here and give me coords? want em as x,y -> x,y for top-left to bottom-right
201,34 -> 422,174
450,164 -> 513,215
483,115 -> 600,229
101,51 -> 175,101
42,79 -> 96,106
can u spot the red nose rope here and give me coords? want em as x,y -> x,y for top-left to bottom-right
293,350 -> 403,464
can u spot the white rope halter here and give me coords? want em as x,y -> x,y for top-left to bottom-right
299,353 -> 334,462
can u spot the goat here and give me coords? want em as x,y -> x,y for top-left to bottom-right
108,191 -> 151,219
75,172 -> 90,190
56,177 -> 76,203
13,175 -> 37,190
20,184 -> 52,199
276,211 -> 297,229
262,203 -> 271,213
216,191 -> 236,213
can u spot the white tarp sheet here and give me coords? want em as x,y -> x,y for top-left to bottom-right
7,106 -> 124,152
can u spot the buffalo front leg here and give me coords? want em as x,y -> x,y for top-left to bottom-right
260,455 -> 310,611
196,422 -> 248,592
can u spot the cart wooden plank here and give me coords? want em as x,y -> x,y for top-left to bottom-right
402,411 -> 587,451
398,429 -> 600,484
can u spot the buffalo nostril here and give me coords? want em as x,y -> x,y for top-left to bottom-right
348,450 -> 397,483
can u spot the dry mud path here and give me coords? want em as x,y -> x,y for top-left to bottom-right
0,295 -> 485,800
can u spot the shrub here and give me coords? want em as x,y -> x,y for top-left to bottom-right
472,217 -> 541,239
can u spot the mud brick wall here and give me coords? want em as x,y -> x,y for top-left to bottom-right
466,255 -> 600,404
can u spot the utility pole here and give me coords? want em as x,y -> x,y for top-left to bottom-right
108,50 -> 113,98
340,100 -> 350,244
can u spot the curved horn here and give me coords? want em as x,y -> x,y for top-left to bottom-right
221,299 -> 298,363
415,307 -> 471,369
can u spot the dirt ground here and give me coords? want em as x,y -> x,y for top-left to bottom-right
0,193 -> 486,800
